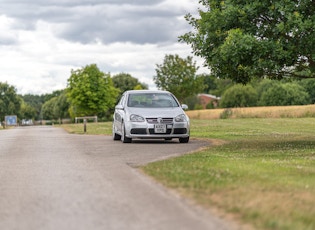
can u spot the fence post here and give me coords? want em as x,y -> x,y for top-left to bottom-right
83,118 -> 87,133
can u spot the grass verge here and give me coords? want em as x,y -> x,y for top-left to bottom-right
142,118 -> 315,230
59,122 -> 112,135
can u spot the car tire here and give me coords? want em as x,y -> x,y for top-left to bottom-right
112,124 -> 121,141
121,122 -> 132,143
179,136 -> 189,143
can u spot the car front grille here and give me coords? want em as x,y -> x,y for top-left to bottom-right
146,118 -> 173,124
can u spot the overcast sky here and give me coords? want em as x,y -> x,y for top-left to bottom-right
0,0 -> 208,95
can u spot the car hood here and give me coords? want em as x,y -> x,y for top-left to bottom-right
126,107 -> 186,118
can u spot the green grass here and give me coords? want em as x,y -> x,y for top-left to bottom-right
142,118 -> 315,230
59,122 -> 112,135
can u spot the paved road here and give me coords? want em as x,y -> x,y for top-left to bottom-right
0,126 -> 236,230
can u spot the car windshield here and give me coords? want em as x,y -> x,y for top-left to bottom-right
127,93 -> 179,108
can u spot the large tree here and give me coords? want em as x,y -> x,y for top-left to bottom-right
41,97 -> 58,120
21,94 -> 45,120
20,101 -> 37,120
112,73 -> 148,93
53,90 -> 70,120
66,64 -> 119,118
0,82 -> 21,121
40,90 -> 70,120
180,0 -> 315,84
154,54 -> 204,102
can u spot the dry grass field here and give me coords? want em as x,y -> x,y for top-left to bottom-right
186,104 -> 315,119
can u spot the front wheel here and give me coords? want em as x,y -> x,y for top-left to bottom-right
179,136 -> 189,143
121,122 -> 132,143
113,124 -> 121,140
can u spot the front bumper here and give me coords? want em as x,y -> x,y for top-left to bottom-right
124,121 -> 190,139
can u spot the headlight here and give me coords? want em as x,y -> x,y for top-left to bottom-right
130,114 -> 145,122
175,114 -> 187,122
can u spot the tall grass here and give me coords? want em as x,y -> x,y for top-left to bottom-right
186,104 -> 315,119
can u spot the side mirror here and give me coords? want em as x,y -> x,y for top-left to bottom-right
181,104 -> 188,110
115,105 -> 124,110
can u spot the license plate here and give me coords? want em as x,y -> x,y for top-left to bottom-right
154,124 -> 166,133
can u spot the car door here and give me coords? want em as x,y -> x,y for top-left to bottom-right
114,93 -> 127,134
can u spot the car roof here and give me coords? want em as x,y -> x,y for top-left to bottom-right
125,90 -> 171,94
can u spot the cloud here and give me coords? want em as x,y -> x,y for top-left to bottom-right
0,15 -> 19,45
1,0 -> 195,44
0,0 -> 208,95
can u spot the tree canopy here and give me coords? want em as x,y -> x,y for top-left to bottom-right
112,73 -> 148,93
41,90 -> 70,120
180,0 -> 315,84
0,82 -> 21,121
66,64 -> 119,118
259,82 -> 310,106
154,54 -> 204,102
220,84 -> 258,107
21,94 -> 45,120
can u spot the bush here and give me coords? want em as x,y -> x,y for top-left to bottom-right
299,79 -> 315,104
220,84 -> 258,108
220,109 -> 233,119
260,82 -> 310,106
206,101 -> 216,109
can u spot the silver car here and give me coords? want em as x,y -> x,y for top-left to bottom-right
112,90 -> 190,143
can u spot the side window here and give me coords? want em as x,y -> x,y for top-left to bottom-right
117,95 -> 123,106
119,94 -> 126,106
